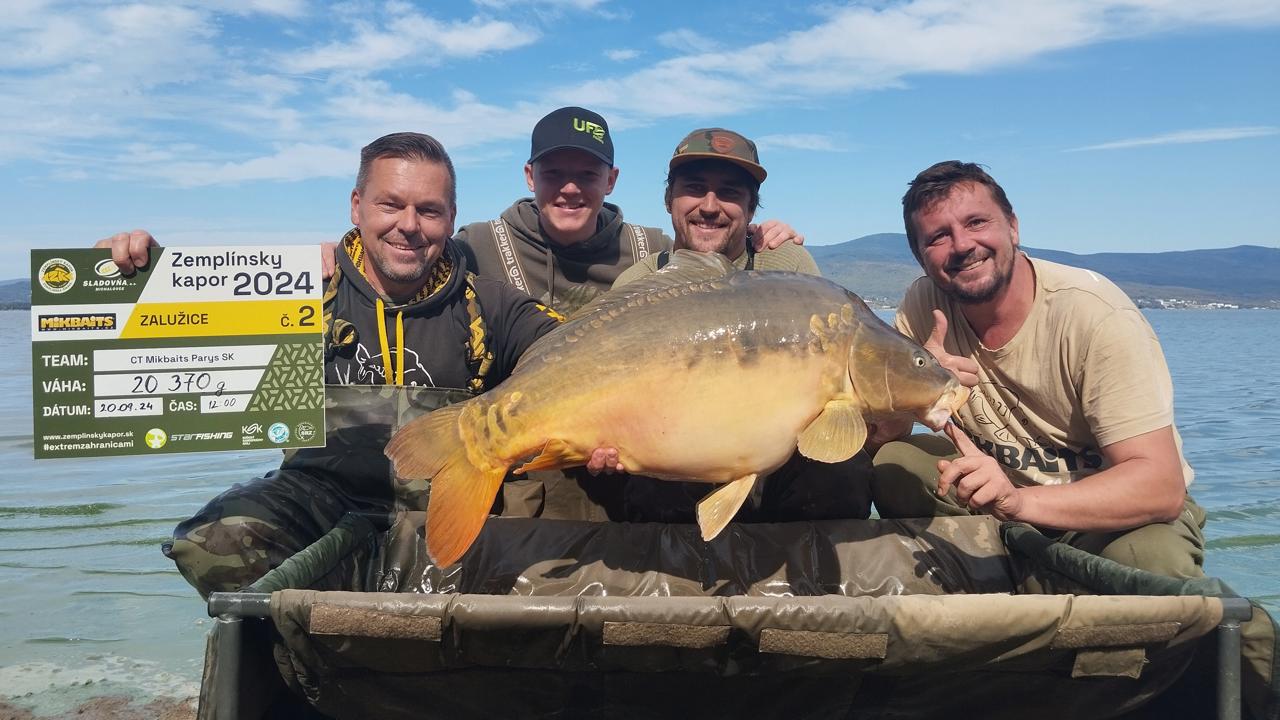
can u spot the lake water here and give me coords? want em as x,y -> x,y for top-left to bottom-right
0,308 -> 1277,712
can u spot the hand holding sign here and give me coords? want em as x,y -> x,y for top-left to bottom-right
938,421 -> 1024,521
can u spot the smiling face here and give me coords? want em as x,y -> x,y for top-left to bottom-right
524,148 -> 619,246
666,161 -> 756,258
349,156 -> 457,300
910,182 -> 1020,305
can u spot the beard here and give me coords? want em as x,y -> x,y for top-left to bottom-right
944,250 -> 1013,305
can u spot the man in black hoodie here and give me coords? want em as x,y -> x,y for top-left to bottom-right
98,132 -> 563,598
456,106 -> 668,315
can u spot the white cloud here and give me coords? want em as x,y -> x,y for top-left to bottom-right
606,48 -> 640,62
133,143 -> 356,187
474,0 -> 606,8
4,0 -> 1280,188
755,134 -> 849,152
282,12 -> 537,73
656,28 -> 720,54
565,0 -> 1280,118
1067,126 -> 1280,151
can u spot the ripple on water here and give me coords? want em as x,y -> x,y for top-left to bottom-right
1205,534 -> 1280,551
0,502 -> 123,517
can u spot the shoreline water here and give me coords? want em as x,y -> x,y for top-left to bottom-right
2,308 -> 1278,715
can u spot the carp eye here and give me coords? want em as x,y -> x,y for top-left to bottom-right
914,355 -> 926,367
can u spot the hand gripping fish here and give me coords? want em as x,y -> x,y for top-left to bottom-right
386,251 -> 969,566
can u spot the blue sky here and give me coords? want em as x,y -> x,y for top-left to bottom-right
3,0 -> 1278,278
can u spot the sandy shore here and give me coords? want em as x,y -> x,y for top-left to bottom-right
0,696 -> 195,720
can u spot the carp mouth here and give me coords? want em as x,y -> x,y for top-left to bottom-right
920,384 -> 970,431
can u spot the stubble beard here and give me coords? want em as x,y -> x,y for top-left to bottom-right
371,233 -> 436,285
945,252 -> 1013,305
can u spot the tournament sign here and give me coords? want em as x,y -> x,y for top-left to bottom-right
30,247 -> 325,459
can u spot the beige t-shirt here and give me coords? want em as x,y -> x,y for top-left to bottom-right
612,240 -> 820,288
896,256 -> 1193,488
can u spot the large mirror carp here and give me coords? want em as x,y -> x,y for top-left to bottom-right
387,251 -> 968,566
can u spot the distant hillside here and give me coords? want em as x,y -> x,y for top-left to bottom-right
5,240 -> 1278,309
810,235 -> 1280,308
0,279 -> 28,309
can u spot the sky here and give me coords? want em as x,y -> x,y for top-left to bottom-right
3,0 -> 1279,278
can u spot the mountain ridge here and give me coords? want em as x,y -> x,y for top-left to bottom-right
808,235 -> 1280,308
7,239 -> 1278,309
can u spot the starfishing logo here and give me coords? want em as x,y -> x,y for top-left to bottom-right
38,258 -> 76,294
572,117 -> 606,143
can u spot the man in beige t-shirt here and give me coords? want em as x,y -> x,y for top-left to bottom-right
871,161 -> 1204,578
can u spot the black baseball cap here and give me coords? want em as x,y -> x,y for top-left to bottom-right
529,106 -> 614,167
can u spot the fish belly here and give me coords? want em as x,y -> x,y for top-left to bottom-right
529,352 -> 839,483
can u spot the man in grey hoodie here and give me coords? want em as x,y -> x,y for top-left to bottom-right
457,106 -> 804,315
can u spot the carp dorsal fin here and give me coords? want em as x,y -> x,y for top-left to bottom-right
515,250 -> 738,370
570,249 -> 737,319
513,438 -> 589,474
696,473 -> 757,541
797,398 -> 867,463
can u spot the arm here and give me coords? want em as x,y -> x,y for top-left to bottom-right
938,422 -> 1185,531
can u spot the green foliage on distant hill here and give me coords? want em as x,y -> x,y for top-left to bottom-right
2,239 -> 1277,309
0,279 -> 29,306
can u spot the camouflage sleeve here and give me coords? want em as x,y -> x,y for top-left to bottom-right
163,465 -> 381,598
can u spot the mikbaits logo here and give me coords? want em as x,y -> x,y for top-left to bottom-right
572,118 -> 606,143
38,313 -> 117,332
93,259 -> 121,279
38,258 -> 76,294
710,134 -> 736,153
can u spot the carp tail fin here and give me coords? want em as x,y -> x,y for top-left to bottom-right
386,403 -> 507,567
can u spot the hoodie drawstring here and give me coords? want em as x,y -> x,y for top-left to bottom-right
374,297 -> 406,385
544,248 -> 555,309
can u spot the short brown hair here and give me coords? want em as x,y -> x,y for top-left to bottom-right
355,132 -> 457,207
902,161 -> 1014,263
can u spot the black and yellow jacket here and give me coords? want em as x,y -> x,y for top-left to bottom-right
456,199 -> 671,315
324,228 -> 561,392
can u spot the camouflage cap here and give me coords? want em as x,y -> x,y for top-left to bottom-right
669,128 -> 766,183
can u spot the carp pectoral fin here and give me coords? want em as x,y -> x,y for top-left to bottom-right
797,399 -> 867,463
514,439 -> 589,474
696,473 -> 758,542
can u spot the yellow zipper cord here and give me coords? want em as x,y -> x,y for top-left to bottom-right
375,297 -> 394,384
395,310 -> 405,385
